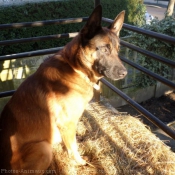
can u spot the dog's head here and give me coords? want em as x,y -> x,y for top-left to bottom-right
80,5 -> 127,81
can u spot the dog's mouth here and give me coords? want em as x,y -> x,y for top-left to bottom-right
96,65 -> 107,76
93,60 -> 127,80
92,59 -> 106,76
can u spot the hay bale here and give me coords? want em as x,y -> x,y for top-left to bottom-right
46,101 -> 175,175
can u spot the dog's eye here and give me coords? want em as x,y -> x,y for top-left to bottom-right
101,47 -> 108,53
97,46 -> 109,53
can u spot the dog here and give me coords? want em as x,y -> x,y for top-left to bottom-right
0,5 -> 127,174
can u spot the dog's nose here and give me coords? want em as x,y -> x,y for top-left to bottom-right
119,69 -> 127,77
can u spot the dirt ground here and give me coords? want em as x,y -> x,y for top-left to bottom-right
117,91 -> 175,130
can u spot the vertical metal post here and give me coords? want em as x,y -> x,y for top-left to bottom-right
93,0 -> 101,102
94,0 -> 100,7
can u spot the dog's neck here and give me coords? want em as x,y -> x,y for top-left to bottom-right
74,69 -> 100,90
61,46 -> 100,90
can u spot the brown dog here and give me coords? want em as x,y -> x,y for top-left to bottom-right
0,5 -> 127,174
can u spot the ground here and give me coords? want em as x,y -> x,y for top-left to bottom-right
118,91 -> 175,130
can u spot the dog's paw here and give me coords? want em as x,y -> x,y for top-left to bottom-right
74,156 -> 87,165
68,148 -> 87,165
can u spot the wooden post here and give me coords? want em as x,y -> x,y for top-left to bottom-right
93,0 -> 101,102
94,0 -> 100,7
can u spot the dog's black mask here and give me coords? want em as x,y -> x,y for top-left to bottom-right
92,43 -> 127,80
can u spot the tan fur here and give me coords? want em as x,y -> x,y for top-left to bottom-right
0,5 -> 127,175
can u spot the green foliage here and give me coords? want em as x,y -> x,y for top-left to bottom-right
129,17 -> 175,88
126,0 -> 146,26
0,0 -> 146,55
101,0 -> 146,26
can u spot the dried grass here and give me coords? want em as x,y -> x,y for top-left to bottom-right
46,101 -> 175,175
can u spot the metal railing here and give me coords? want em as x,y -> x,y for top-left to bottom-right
0,2 -> 175,140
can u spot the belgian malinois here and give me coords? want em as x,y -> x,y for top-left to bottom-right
0,5 -> 127,174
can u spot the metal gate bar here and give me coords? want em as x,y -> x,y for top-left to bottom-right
120,56 -> 175,89
0,33 -> 78,46
102,17 -> 175,45
0,47 -> 63,61
120,40 -> 175,67
0,17 -> 88,30
101,78 -> 175,140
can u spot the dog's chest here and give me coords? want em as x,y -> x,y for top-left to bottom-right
49,92 -> 92,144
48,89 -> 93,118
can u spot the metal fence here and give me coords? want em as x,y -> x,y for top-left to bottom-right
0,0 -> 175,140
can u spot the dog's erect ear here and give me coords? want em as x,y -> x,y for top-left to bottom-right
108,11 -> 125,36
81,5 -> 102,40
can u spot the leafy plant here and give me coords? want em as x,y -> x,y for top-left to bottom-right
129,17 -> 175,88
126,0 -> 146,26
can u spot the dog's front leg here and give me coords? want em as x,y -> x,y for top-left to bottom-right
59,122 -> 86,165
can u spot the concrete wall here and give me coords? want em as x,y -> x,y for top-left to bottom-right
105,84 -> 173,108
0,55 -> 50,112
